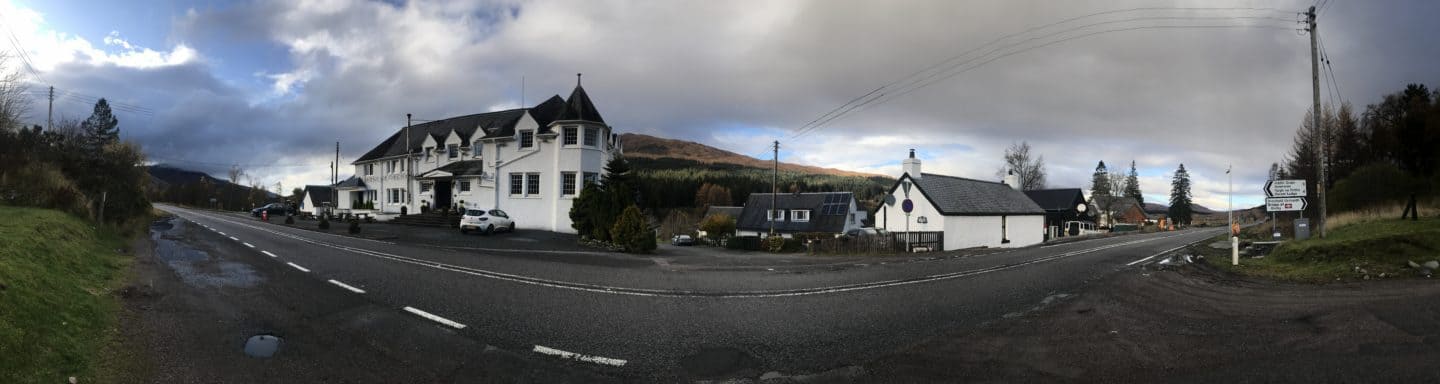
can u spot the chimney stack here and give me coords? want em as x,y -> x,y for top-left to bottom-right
1003,170 -> 1020,190
902,149 -> 921,180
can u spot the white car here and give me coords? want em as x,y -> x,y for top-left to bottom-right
459,209 -> 515,235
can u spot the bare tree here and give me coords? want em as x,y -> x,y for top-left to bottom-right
228,164 -> 244,185
996,141 -> 1046,190
0,53 -> 31,132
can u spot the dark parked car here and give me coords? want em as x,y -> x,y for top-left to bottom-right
251,203 -> 291,217
671,235 -> 696,246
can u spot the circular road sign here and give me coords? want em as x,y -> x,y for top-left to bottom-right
902,198 -> 914,213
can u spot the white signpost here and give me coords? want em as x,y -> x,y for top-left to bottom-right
1266,197 -> 1307,212
1265,179 -> 1307,212
1265,180 -> 1307,198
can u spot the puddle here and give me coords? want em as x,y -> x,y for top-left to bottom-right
244,334 -> 282,358
150,218 -> 262,288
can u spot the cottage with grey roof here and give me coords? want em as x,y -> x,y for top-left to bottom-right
735,192 -> 866,238
876,150 -> 1045,250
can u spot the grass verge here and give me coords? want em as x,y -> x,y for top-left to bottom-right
0,206 -> 137,383
1204,217 -> 1440,283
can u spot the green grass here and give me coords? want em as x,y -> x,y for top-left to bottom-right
1206,218 -> 1440,282
0,206 -> 134,383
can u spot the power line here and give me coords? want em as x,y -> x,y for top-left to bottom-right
1318,34 -> 1343,105
791,19 -> 1296,140
145,155 -> 317,169
786,7 -> 1295,138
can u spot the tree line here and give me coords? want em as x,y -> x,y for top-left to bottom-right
1284,83 -> 1440,213
1,54 -> 149,226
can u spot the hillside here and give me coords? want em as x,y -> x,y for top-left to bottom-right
146,165 -> 280,209
620,133 -> 883,178
1144,202 -> 1216,215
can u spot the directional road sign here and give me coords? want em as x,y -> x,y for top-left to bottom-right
1265,179 -> 1306,197
1266,197 -> 1307,212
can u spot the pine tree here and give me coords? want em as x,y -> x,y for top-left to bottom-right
1089,161 -> 1110,203
1123,160 -> 1143,207
1168,163 -> 1193,225
81,98 -> 119,151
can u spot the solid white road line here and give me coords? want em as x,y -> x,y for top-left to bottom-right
261,251 -> 277,258
286,262 -> 310,272
1125,230 -> 1221,266
403,306 -> 466,329
532,345 -> 628,367
243,242 -> 255,248
327,279 -> 366,294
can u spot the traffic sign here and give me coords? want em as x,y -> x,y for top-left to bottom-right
1266,197 -> 1307,212
1265,179 -> 1306,197
902,199 -> 914,214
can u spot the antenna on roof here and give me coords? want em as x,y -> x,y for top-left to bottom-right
521,76 -> 525,107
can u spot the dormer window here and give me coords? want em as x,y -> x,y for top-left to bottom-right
424,147 -> 433,161
473,141 -> 482,157
447,144 -> 459,159
791,210 -> 810,222
520,130 -> 534,149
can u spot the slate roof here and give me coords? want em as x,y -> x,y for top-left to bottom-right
335,176 -> 366,189
1092,196 -> 1143,214
902,173 -> 1045,215
303,185 -> 334,206
431,160 -> 486,177
1024,188 -> 1086,212
356,108 -> 530,162
736,192 -> 854,234
555,82 -> 605,124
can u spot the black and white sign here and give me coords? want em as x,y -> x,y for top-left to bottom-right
1266,197 -> 1307,212
1264,179 -> 1306,197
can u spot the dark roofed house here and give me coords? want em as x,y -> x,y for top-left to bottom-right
299,185 -> 335,215
1024,188 -> 1095,239
735,193 -> 866,238
876,150 -> 1046,250
1091,196 -> 1147,228
345,75 -> 617,232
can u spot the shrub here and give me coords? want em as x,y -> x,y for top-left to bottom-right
698,213 -> 736,241
1328,163 -> 1423,213
610,205 -> 655,253
318,217 -> 330,230
348,220 -> 361,234
0,163 -> 91,219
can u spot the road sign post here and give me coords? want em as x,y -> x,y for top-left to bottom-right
1266,179 -> 1308,214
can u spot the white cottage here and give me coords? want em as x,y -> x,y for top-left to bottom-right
348,76 -> 616,233
875,150 -> 1046,250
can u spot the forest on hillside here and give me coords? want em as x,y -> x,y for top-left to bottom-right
629,157 -> 894,212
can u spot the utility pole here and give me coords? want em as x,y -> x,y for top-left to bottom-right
770,140 -> 778,236
334,141 -> 340,216
1306,6 -> 1327,238
47,86 -> 53,131
406,114 -> 413,212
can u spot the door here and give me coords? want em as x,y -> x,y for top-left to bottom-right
434,180 -> 453,210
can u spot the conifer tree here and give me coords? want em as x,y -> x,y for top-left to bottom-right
1168,163 -> 1194,225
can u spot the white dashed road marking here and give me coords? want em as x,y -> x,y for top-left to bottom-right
403,306 -> 466,329
243,242 -> 255,248
532,345 -> 628,367
286,262 -> 310,272
261,251 -> 277,258
229,236 -> 240,241
327,279 -> 366,294
218,231 -> 226,236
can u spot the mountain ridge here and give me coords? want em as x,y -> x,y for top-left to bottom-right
619,133 -> 884,178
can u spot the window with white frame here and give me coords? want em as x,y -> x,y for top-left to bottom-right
424,147 -> 433,161
519,130 -> 534,149
509,173 -> 523,195
389,189 -> 399,203
447,144 -> 459,159
563,127 -> 578,146
583,172 -> 599,185
459,181 -> 471,192
364,163 -> 374,175
768,209 -> 785,221
473,141 -> 482,157
420,182 -> 431,193
561,172 -> 577,196
526,173 -> 540,196
791,209 -> 810,222
583,127 -> 599,146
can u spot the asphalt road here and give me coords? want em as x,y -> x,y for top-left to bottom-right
152,204 -> 1226,381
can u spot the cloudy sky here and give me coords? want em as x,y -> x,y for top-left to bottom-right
3,0 -> 1437,209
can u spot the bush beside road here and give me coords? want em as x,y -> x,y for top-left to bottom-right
1204,217 -> 1440,282
0,207 -> 135,384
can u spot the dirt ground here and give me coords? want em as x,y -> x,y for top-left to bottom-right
864,259 -> 1440,383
